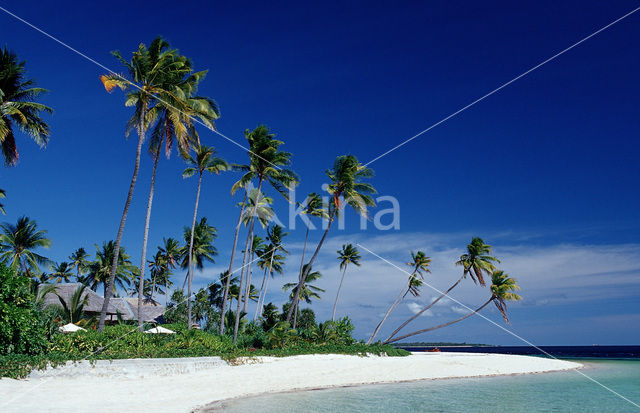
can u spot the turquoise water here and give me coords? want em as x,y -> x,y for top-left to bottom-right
219,360 -> 640,412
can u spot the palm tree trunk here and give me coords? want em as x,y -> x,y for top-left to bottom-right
165,278 -> 169,308
366,282 -> 409,344
137,147 -> 160,331
187,172 -> 203,329
259,270 -> 272,318
233,179 -> 263,343
383,274 -> 465,344
254,250 -> 275,320
99,107 -> 146,332
254,267 -> 269,321
331,265 -> 348,321
386,298 -> 492,344
219,190 -> 247,334
234,224 -> 253,341
298,226 -> 309,285
286,208 -> 337,323
293,300 -> 299,328
243,247 -> 256,313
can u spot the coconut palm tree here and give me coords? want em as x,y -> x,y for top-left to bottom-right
287,155 -> 375,324
158,237 -> 180,307
56,284 -> 89,324
283,264 -> 325,325
98,37 -> 184,331
366,251 -> 431,344
0,216 -> 52,277
81,241 -> 138,297
182,146 -> 227,329
50,261 -> 74,283
147,251 -> 166,301
332,244 -> 361,321
254,225 -> 288,320
241,189 -> 275,229
180,217 -> 217,328
219,184 -> 248,335
69,248 -> 90,278
383,237 -> 499,344
296,192 -> 328,296
455,237 -> 499,287
0,47 -> 52,166
238,190 -> 275,315
386,271 -> 521,344
136,54 -> 220,331
232,125 -> 298,343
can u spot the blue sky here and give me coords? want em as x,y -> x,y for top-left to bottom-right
1,0 -> 639,344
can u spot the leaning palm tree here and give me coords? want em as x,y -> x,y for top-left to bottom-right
367,251 -> 431,344
254,225 -> 288,320
0,216 -> 52,277
332,244 -> 361,321
50,261 -> 74,283
182,146 -> 227,329
98,37 -> 184,331
180,217 -> 217,328
383,237 -> 499,344
455,237 -> 499,287
0,47 -> 52,166
296,192 -> 328,294
231,125 -> 298,343
287,155 -> 375,324
81,241 -> 138,297
136,53 -> 220,331
69,247 -> 90,278
0,189 -> 6,214
386,271 -> 521,344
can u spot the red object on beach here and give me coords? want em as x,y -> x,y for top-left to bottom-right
427,347 -> 441,352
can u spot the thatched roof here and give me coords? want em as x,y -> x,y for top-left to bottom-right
115,298 -> 165,322
38,283 -> 119,314
38,283 -> 166,322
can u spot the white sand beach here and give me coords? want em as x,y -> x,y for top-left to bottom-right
0,353 -> 581,412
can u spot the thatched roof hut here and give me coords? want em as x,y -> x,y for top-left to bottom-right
37,283 -> 165,322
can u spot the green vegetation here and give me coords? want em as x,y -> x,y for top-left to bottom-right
0,265 -> 48,355
0,318 -> 408,379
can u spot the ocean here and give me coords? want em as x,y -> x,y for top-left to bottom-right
220,347 -> 640,412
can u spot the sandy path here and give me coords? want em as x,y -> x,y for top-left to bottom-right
0,353 -> 581,412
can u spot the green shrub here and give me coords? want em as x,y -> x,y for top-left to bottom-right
0,265 -> 48,355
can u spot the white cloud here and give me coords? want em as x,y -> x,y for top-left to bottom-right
451,306 -> 469,315
406,301 -> 433,317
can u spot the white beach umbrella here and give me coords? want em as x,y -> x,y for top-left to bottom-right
58,323 -> 87,333
144,326 -> 176,334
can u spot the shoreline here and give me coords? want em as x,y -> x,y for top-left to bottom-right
203,357 -> 584,412
0,352 -> 581,413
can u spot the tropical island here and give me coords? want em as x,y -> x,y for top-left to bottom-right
0,37 -> 581,411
